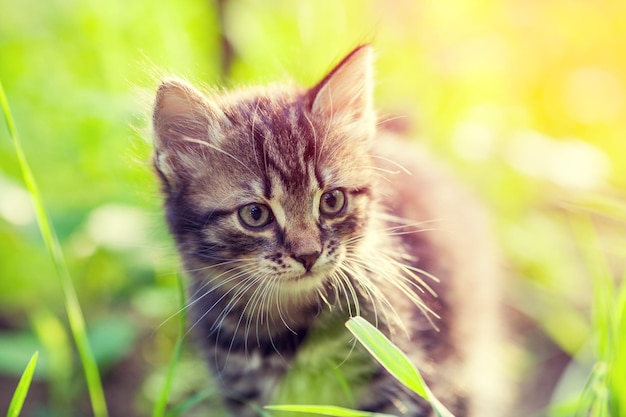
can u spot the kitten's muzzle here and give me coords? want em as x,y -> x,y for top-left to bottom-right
292,251 -> 321,273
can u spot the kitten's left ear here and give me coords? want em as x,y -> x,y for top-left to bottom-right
308,45 -> 375,136
152,78 -> 227,191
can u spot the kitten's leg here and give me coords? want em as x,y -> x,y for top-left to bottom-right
210,346 -> 288,417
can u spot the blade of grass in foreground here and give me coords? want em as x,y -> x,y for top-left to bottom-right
6,351 -> 38,417
346,316 -> 454,417
152,274 -> 187,417
0,81 -> 109,417
346,316 -> 427,398
267,317 -> 454,417
164,390 -> 215,417
265,404 -> 395,417
571,216 -> 626,417
610,269 -> 626,417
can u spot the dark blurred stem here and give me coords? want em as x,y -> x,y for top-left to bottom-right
215,0 -> 235,80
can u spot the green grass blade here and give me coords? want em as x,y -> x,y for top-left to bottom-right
569,216 -> 626,417
163,389 -> 214,417
265,404 -> 395,417
6,351 -> 39,417
0,81 -> 109,417
345,316 -> 427,398
152,274 -> 187,417
571,217 -> 613,359
574,362 -> 609,417
608,269 -> 626,417
346,316 -> 454,417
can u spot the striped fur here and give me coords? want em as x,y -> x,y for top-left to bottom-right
153,45 -> 506,416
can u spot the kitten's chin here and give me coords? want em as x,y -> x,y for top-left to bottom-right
282,272 -> 326,293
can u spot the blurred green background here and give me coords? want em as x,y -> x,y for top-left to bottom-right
1,0 -> 625,416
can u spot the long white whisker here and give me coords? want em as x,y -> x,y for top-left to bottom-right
155,263 -> 252,333
276,284 -> 298,335
187,262 -> 254,301
212,270 -> 266,334
221,273 -> 269,368
349,251 -> 440,331
181,136 -> 256,175
334,269 -> 360,318
339,263 -> 380,327
340,260 -> 400,332
186,266 -> 264,338
239,273 -> 269,354
369,154 -> 412,176
256,278 -> 275,349
250,99 -> 263,173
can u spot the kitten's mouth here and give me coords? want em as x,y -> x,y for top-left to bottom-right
281,259 -> 337,291
285,264 -> 335,288
289,271 -> 317,282
283,269 -> 330,290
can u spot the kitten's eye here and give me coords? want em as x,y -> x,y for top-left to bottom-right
238,203 -> 274,228
320,189 -> 346,217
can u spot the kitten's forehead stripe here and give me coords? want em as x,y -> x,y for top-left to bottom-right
266,152 -> 309,193
244,97 -> 320,196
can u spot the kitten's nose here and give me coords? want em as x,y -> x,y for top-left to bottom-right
293,251 -> 321,272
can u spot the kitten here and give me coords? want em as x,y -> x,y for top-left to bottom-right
152,45 -> 505,416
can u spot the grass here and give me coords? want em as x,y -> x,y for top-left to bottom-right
1,80 -> 108,417
571,217 -> 626,417
6,352 -> 38,417
2,76 -> 201,417
266,316 -> 454,417
2,77 -> 626,417
265,404 -> 395,417
345,317 -> 454,417
2,73 -> 454,417
151,274 -> 187,417
1,2 -> 625,415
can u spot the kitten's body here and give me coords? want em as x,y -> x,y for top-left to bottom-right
153,46 -> 504,416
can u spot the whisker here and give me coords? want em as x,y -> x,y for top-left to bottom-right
181,136 -> 256,175
369,154 -> 412,176
221,273 -> 269,369
250,99 -> 263,173
274,285 -> 297,335
371,212 -> 442,228
302,111 -> 319,165
316,287 -> 333,311
186,267 -> 262,338
376,114 -> 409,127
255,278 -> 276,349
239,272 -> 273,355
339,264 -> 380,327
339,260 -> 400,332
212,270 -> 265,334
187,262 -> 253,299
155,264 -> 250,332
334,268 -> 361,318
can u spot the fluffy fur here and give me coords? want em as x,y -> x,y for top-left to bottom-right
152,45 -> 505,416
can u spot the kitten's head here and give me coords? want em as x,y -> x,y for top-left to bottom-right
153,45 -> 377,303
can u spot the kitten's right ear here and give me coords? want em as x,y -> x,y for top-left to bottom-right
152,78 -> 226,189
308,45 -> 375,139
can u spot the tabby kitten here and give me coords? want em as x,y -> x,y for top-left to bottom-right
152,45 -> 504,416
